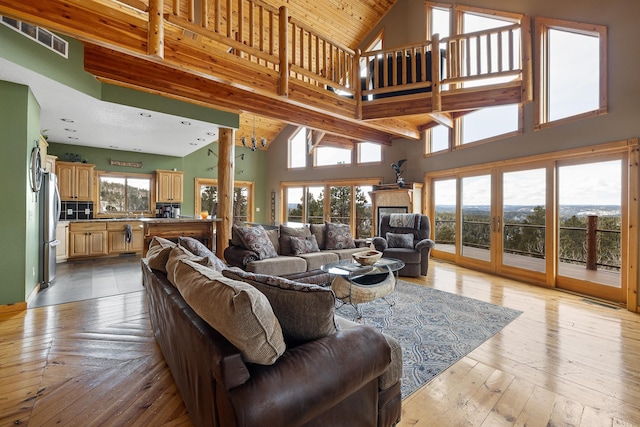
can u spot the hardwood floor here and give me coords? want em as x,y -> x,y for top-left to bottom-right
2,258 -> 639,426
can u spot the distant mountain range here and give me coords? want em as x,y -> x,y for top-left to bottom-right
436,205 -> 621,220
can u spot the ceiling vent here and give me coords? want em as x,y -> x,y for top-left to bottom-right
1,16 -> 68,58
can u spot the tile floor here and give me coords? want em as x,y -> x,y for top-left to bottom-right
29,255 -> 143,308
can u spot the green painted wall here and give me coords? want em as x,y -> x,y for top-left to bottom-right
49,142 -> 268,220
0,81 -> 41,305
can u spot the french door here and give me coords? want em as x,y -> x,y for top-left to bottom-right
430,149 -> 632,304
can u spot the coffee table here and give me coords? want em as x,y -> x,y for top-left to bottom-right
321,258 -> 405,318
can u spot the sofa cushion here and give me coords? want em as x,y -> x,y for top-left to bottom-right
325,221 -> 356,250
166,246 -> 212,286
290,235 -> 320,255
175,259 -> 286,365
236,225 -> 279,260
145,236 -> 176,273
279,225 -> 312,255
178,236 -> 227,271
266,228 -> 280,254
245,255 -> 307,276
386,232 -> 414,249
223,268 -> 337,346
310,223 -> 326,250
296,251 -> 339,271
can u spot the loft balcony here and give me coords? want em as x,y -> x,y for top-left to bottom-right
0,0 -> 532,144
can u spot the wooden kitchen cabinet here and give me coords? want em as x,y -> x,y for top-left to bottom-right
156,170 -> 183,203
107,221 -> 144,254
56,161 -> 95,201
69,222 -> 107,258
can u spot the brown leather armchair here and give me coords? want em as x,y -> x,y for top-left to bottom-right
372,214 -> 435,277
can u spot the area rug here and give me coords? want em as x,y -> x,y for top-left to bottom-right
335,280 -> 522,398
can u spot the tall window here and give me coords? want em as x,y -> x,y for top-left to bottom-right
535,18 -> 607,129
426,124 -> 450,154
289,127 -> 306,168
283,180 -> 376,237
98,173 -> 151,214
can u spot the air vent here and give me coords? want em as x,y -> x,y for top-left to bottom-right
1,16 -> 68,58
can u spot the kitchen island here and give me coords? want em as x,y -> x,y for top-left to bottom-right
65,218 -> 219,259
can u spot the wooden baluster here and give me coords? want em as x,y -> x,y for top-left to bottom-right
475,35 -> 481,75
278,6 -> 288,96
188,0 -> 194,23
226,0 -> 232,38
173,0 -> 179,17
237,0 -> 243,46
214,0 -> 220,33
201,0 -> 208,28
497,30 -> 503,72
487,32 -> 492,74
355,49 -> 362,120
269,10 -> 274,57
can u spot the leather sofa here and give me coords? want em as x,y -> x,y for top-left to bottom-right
143,236 -> 402,427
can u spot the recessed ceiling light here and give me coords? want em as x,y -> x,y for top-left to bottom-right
197,138 -> 205,141
60,118 -> 74,122
109,145 -> 118,148
68,136 -> 78,140
181,121 -> 191,126
64,128 -> 76,132
139,113 -> 151,118
189,142 -> 198,146
133,148 -> 143,152
206,132 -> 216,136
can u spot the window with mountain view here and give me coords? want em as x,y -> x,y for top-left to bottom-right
98,174 -> 151,214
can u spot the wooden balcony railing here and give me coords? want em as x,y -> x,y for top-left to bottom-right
121,0 -> 530,117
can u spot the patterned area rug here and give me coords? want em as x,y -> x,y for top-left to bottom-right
335,280 -> 522,398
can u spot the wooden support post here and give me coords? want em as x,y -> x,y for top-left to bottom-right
278,6 -> 289,96
586,215 -> 598,271
354,49 -> 362,120
217,128 -> 235,260
521,16 -> 533,102
148,0 -> 164,59
431,33 -> 441,112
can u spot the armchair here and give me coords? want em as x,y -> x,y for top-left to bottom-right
372,214 -> 435,277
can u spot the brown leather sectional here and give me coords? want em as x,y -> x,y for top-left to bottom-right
142,258 -> 402,426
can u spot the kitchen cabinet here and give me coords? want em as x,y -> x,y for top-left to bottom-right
69,222 -> 107,258
56,221 -> 69,262
107,221 -> 144,254
156,170 -> 183,203
56,161 -> 95,201
44,155 -> 57,173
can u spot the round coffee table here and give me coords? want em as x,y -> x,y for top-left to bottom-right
321,258 -> 405,318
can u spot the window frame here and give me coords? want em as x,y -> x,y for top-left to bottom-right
288,126 -> 307,169
534,17 -> 608,130
95,171 -> 154,218
194,178 -> 254,223
357,142 -> 382,164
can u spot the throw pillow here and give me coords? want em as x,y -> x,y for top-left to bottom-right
178,236 -> 227,272
309,223 -> 326,250
279,225 -> 312,255
289,235 -> 320,255
236,225 -> 279,260
175,259 -> 286,365
325,221 -> 356,250
386,232 -> 414,249
222,268 -> 337,346
165,246 -> 212,286
145,236 -> 176,273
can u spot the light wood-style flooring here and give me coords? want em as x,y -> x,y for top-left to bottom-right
1,258 -> 639,426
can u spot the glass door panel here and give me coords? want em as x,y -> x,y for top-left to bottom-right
558,160 -> 622,289
461,175 -> 492,262
306,186 -> 325,224
501,168 -> 546,272
433,179 -> 456,254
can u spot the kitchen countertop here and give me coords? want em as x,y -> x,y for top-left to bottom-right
69,217 -> 221,223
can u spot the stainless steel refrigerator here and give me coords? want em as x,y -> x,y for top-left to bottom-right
39,172 -> 61,289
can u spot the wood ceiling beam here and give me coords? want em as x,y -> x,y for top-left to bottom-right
427,112 -> 453,128
84,44 -> 392,145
